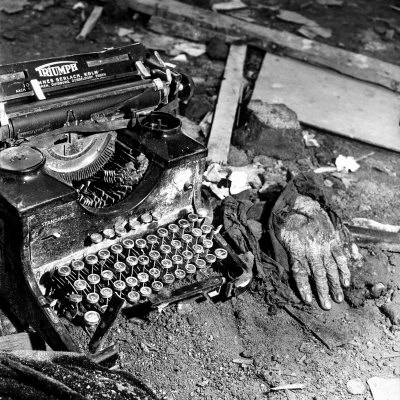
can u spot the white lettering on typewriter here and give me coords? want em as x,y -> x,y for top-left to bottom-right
41,213 -> 74,227
35,61 -> 79,77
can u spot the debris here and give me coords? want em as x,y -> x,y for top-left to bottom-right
141,340 -> 159,353
298,25 -> 332,39
227,146 -> 249,167
271,383 -> 306,391
232,357 -> 253,365
302,131 -> 320,147
180,116 -> 201,141
346,378 -> 366,395
207,44 -> 247,163
390,5 -> 400,13
76,5 -> 103,41
285,389 -> 297,400
314,166 -> 337,174
197,378 -> 209,387
0,0 -> 29,14
335,155 -> 360,173
170,42 -> 206,57
316,0 -> 343,5
381,293 -> 400,325
368,377 -> 400,400
212,0 -> 247,12
351,218 -> 400,233
171,54 -> 188,62
206,37 -> 229,61
118,27 -> 134,37
177,301 -> 193,315
72,1 -> 85,10
229,170 -> 251,195
299,342 -> 314,354
33,0 -> 55,11
126,0 -> 400,91
277,10 -> 318,26
199,111 -> 213,138
203,182 -> 230,200
204,163 -> 224,183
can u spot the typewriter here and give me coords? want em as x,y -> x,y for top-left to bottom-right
0,45 -> 250,354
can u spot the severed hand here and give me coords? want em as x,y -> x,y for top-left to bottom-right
275,195 -> 351,310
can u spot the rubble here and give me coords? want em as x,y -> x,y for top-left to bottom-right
346,378 -> 366,395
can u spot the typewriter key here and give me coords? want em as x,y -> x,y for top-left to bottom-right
157,227 -> 168,246
192,244 -> 204,260
122,238 -> 135,251
140,286 -> 152,297
182,234 -> 193,249
115,227 -> 127,237
98,249 -> 110,260
113,261 -> 126,274
103,228 -> 115,240
171,239 -> 182,252
126,276 -> 138,288
178,219 -> 190,234
146,234 -> 158,250
71,260 -> 84,271
137,272 -> 149,283
151,211 -> 161,221
196,259 -> 207,270
84,311 -> 100,326
87,274 -> 100,286
101,270 -> 114,283
90,233 -> 103,244
201,224 -> 212,236
100,287 -> 113,299
129,219 -> 140,231
214,248 -> 228,260
69,293 -> 83,303
152,281 -> 163,292
192,228 -> 202,245
187,213 -> 198,230
182,250 -> 193,263
135,238 -> 147,252
85,254 -> 98,274
149,268 -> 161,279
205,254 -> 217,267
175,269 -> 186,280
163,273 -> 175,285
185,263 -> 196,275
138,255 -> 150,269
168,224 -> 179,240
113,280 -> 126,293
126,256 -> 138,267
58,265 -> 71,277
149,250 -> 160,262
161,259 -> 172,271
74,279 -> 87,292
160,244 -> 171,257
127,291 -> 140,304
197,208 -> 208,223
172,255 -> 183,266
86,292 -> 100,305
110,244 -> 123,256
141,213 -> 152,224
202,239 -> 213,255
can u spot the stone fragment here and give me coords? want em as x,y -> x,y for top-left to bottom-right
370,283 -> 386,298
346,378 -> 366,395
228,145 -> 250,167
206,37 -> 229,61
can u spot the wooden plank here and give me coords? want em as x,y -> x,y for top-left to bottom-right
0,332 -> 48,351
126,0 -> 400,92
251,54 -> 400,152
207,44 -> 247,163
76,5 -> 103,41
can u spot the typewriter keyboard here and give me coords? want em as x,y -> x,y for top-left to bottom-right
47,210 -> 228,328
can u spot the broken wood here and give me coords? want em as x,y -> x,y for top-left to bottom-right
0,332 -> 48,352
127,0 -> 400,91
76,5 -> 103,41
251,54 -> 400,152
207,44 -> 247,163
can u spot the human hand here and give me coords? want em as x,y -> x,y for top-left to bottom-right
275,195 -> 351,310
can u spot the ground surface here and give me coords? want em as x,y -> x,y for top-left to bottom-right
1,1 -> 400,399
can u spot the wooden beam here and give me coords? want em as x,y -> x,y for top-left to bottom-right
207,44 -> 247,164
126,0 -> 400,92
76,5 -> 103,41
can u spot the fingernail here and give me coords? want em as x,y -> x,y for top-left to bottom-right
336,293 -> 344,303
305,294 -> 312,303
343,278 -> 350,287
324,299 -> 332,310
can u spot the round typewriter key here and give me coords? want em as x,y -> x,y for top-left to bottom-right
100,287 -> 113,299
151,211 -> 161,221
127,291 -> 140,304
135,238 -> 147,251
90,233 -> 103,244
182,234 -> 193,249
178,219 -> 190,233
149,267 -> 161,279
161,259 -> 172,271
73,279 -> 87,292
152,281 -> 163,292
110,244 -> 123,255
214,248 -> 228,260
140,286 -> 152,297
202,239 -> 213,255
137,272 -> 149,283
101,270 -> 114,282
113,280 -> 126,292
182,250 -> 193,262
192,228 -> 202,238
138,255 -> 149,268
157,227 -> 168,245
115,227 -> 127,237
103,228 -> 115,240
197,208 -> 208,219
149,250 -> 160,261
205,254 -> 217,265
141,213 -> 152,224
122,238 -> 135,250
126,276 -> 138,288
98,249 -> 110,260
58,265 -> 71,277
172,254 -> 183,266
129,219 -> 140,231
160,244 -> 171,257
174,268 -> 186,280
168,223 -> 179,239
163,273 -> 175,285
87,273 -> 100,286
192,244 -> 204,257
84,311 -> 100,326
201,224 -> 212,236
69,293 -> 83,303
71,260 -> 84,271
185,263 -> 196,275
113,262 -> 126,274
126,256 -> 138,267
85,254 -> 98,266
187,213 -> 198,229
171,239 -> 182,252
146,234 -> 158,248
196,259 -> 207,269
86,292 -> 100,305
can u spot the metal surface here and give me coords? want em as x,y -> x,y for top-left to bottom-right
0,146 -> 45,172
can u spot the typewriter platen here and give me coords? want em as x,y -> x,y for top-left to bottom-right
0,45 -> 249,353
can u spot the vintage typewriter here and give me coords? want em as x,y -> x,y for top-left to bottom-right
0,45 -> 249,354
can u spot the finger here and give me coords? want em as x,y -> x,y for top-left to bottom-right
308,251 -> 331,310
323,248 -> 344,303
331,237 -> 351,287
291,259 -> 312,304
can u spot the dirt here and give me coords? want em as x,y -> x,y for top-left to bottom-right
2,1 -> 400,399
